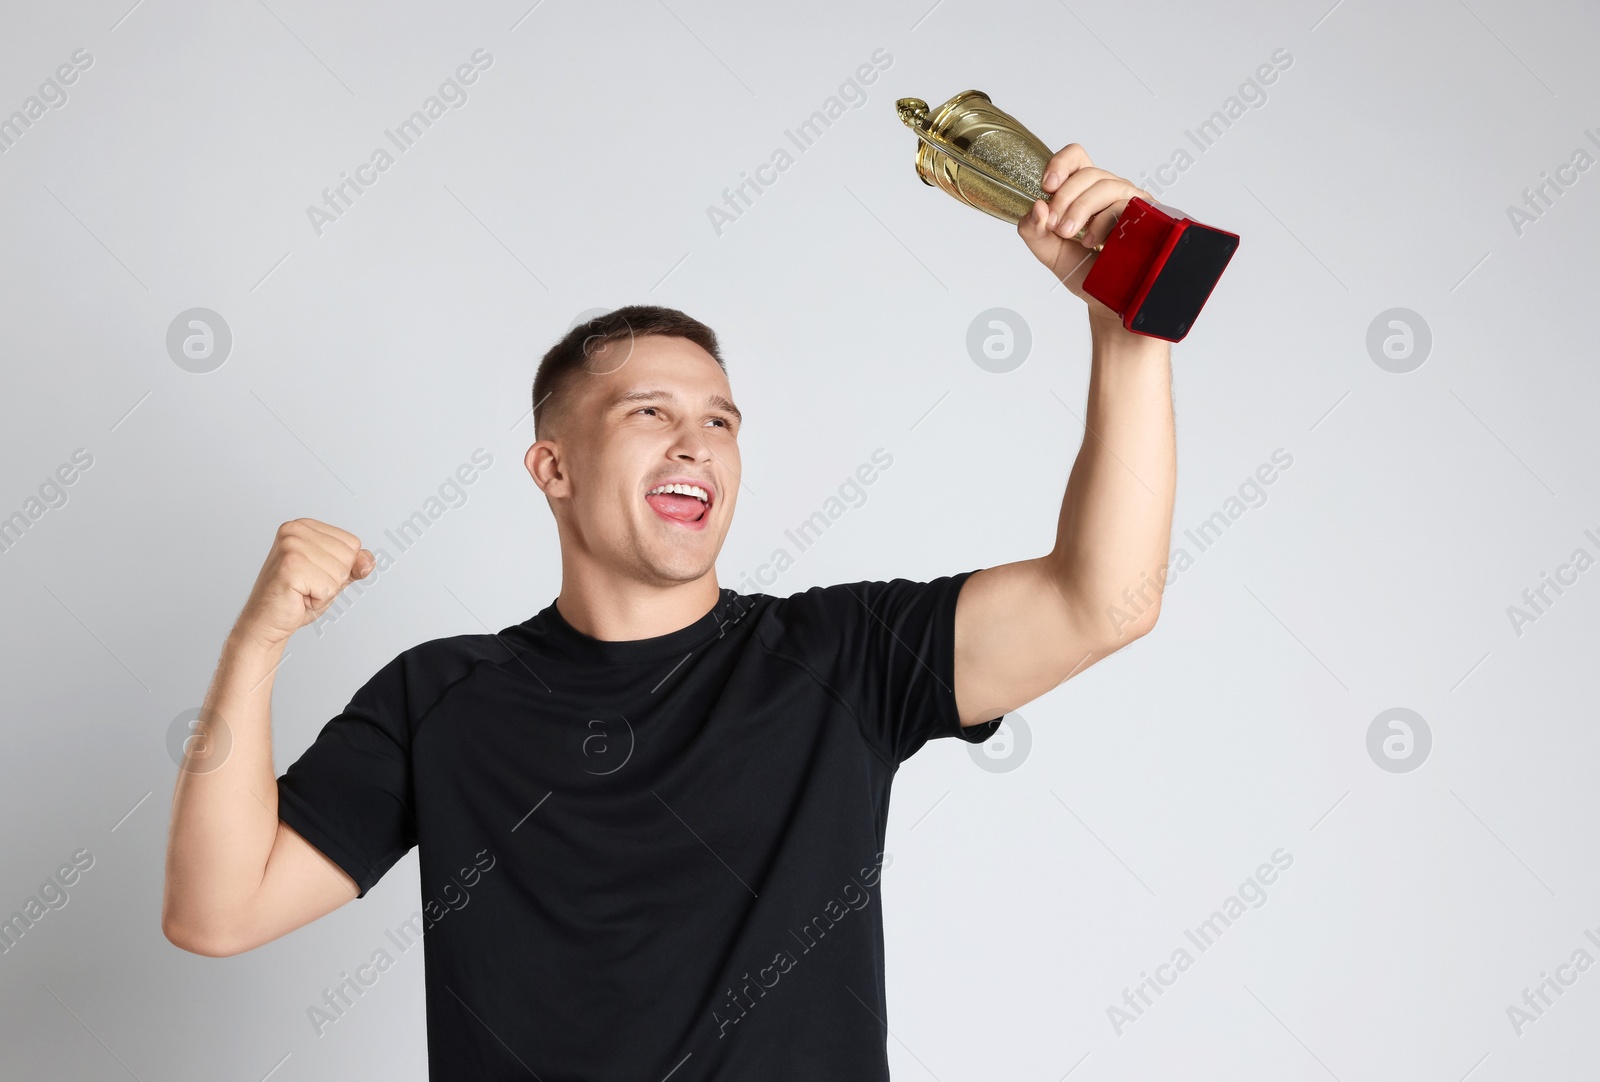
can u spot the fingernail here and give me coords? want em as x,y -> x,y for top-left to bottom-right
1043,171 -> 1059,191
1059,217 -> 1077,237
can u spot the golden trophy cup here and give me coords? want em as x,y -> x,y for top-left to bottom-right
896,90 -> 1239,342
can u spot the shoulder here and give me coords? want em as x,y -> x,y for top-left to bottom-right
353,629 -> 522,729
752,579 -> 863,651
753,571 -> 978,661
402,628 -> 518,670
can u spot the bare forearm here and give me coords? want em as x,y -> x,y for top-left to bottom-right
162,627 -> 284,948
1048,317 -> 1177,636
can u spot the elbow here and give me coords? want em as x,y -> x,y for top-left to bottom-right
1128,601 -> 1161,639
163,918 -> 238,958
1100,593 -> 1160,645
1041,562 -> 1163,674
161,896 -> 245,958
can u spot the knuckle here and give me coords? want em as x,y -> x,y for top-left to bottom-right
1056,143 -> 1091,166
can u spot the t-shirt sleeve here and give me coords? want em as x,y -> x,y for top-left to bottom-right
780,570 -> 1005,766
275,651 -> 418,900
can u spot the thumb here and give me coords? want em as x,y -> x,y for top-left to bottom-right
1017,199 -> 1065,267
349,548 -> 376,582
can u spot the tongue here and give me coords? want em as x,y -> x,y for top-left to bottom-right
646,493 -> 705,522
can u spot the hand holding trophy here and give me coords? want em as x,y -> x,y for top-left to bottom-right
896,91 -> 1239,342
1014,144 -> 1152,326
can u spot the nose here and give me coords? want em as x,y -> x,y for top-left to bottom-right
667,421 -> 713,464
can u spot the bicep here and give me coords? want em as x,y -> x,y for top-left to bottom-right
953,556 -> 1145,727
226,820 -> 361,954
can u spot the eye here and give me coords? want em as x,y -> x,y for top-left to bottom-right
707,417 -> 729,428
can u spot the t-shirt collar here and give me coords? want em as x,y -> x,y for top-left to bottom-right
525,588 -> 742,664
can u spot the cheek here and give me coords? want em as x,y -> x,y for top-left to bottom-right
722,447 -> 742,502
587,445 -> 645,514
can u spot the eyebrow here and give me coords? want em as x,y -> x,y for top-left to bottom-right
606,388 -> 742,423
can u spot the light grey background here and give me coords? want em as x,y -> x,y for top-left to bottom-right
2,0 -> 1597,1078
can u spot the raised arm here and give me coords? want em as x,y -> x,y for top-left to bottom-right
953,145 -> 1177,727
162,519 -> 375,956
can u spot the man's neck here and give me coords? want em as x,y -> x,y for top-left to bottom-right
552,571 -> 722,643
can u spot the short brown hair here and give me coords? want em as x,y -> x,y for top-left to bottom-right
532,305 -> 725,439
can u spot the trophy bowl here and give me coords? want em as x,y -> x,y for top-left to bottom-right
896,91 -> 1057,227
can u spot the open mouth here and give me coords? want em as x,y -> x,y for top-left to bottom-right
644,483 -> 711,526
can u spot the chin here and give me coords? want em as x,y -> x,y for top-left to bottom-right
632,565 -> 709,589
625,514 -> 724,583
657,552 -> 716,581
627,542 -> 715,585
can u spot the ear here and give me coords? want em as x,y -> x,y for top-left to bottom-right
525,439 -> 568,498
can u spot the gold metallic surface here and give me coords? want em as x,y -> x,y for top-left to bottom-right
896,90 -> 1102,252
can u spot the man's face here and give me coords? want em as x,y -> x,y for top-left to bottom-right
530,334 -> 742,587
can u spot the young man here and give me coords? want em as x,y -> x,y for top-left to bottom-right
162,145 -> 1177,1079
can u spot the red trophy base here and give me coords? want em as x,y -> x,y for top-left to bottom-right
1082,197 -> 1240,343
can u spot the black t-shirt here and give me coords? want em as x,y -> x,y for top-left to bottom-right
276,570 -> 1003,1080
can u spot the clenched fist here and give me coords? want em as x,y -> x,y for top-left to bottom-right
234,518 -> 374,648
